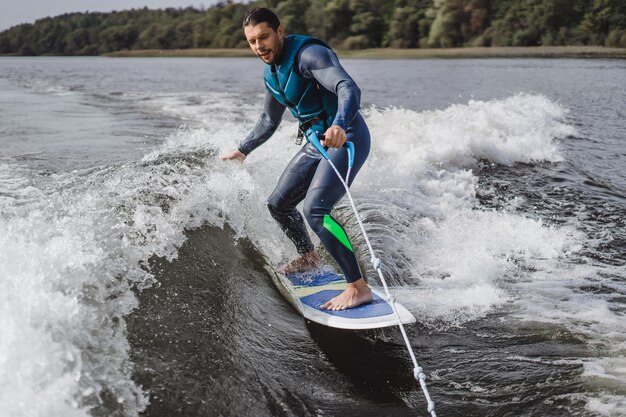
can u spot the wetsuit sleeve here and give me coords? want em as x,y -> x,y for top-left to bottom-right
238,90 -> 286,155
298,44 -> 361,131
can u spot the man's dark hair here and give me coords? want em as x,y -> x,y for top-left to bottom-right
242,7 -> 281,31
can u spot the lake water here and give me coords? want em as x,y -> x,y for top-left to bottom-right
0,56 -> 625,417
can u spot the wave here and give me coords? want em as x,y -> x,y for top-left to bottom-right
1,93 -> 622,416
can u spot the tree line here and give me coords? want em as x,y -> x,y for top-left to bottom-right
1,0 -> 625,56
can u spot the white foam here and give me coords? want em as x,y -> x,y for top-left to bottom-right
365,93 -> 571,175
586,394 -> 626,417
139,92 -> 263,126
0,92 -> 621,416
0,100 -> 313,412
126,93 -> 626,414
327,94 -> 576,324
15,76 -> 76,96
348,94 -> 623,411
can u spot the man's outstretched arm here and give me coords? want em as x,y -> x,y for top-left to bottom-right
220,90 -> 286,161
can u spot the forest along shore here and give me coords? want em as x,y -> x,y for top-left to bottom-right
104,46 -> 626,59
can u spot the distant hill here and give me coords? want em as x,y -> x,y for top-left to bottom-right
1,0 -> 625,56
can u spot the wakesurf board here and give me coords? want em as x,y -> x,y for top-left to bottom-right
266,266 -> 416,330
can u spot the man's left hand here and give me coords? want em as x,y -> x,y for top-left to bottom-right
321,125 -> 346,148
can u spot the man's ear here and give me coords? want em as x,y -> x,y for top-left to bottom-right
277,25 -> 285,39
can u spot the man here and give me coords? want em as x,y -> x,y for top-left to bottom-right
220,7 -> 372,310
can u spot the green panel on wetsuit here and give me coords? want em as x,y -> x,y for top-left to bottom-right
323,215 -> 353,252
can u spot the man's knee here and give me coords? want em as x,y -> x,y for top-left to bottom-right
269,192 -> 301,223
267,202 -> 284,221
303,197 -> 325,233
267,190 -> 283,216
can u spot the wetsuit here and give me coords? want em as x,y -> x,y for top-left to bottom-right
238,35 -> 371,283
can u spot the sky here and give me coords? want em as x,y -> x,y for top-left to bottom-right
0,0 -> 241,31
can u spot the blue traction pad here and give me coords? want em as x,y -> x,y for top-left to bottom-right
300,290 -> 393,318
285,270 -> 344,287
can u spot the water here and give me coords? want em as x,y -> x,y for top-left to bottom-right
0,56 -> 624,417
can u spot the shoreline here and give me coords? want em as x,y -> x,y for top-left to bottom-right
103,45 -> 626,59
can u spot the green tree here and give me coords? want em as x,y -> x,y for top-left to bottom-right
65,28 -> 91,54
276,0 -> 311,34
173,21 -> 194,48
347,0 -> 386,48
576,0 -> 626,45
0,34 -> 11,53
136,24 -> 154,49
323,0 -> 354,46
304,0 -> 328,40
427,0 -> 467,47
1,0 -> 624,55
490,0 -> 589,46
98,25 -> 139,52
388,6 -> 422,48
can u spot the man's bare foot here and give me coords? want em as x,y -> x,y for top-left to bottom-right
278,251 -> 320,274
320,278 -> 372,310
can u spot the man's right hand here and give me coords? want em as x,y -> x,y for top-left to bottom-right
219,149 -> 247,162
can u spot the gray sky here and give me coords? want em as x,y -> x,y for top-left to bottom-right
0,0 -> 238,31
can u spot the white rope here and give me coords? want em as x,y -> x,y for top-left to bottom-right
329,147 -> 436,417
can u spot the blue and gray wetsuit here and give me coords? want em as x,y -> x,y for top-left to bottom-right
238,35 -> 371,283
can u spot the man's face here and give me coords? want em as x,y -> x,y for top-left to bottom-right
244,22 -> 285,65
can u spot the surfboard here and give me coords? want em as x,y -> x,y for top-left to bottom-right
266,266 -> 416,330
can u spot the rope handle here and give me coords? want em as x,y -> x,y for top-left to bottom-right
304,129 -> 355,169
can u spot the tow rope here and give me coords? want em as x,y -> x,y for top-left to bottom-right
305,129 -> 437,417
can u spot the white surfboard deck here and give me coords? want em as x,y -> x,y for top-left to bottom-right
266,266 -> 416,330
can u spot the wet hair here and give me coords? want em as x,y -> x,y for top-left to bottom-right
242,7 -> 281,31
